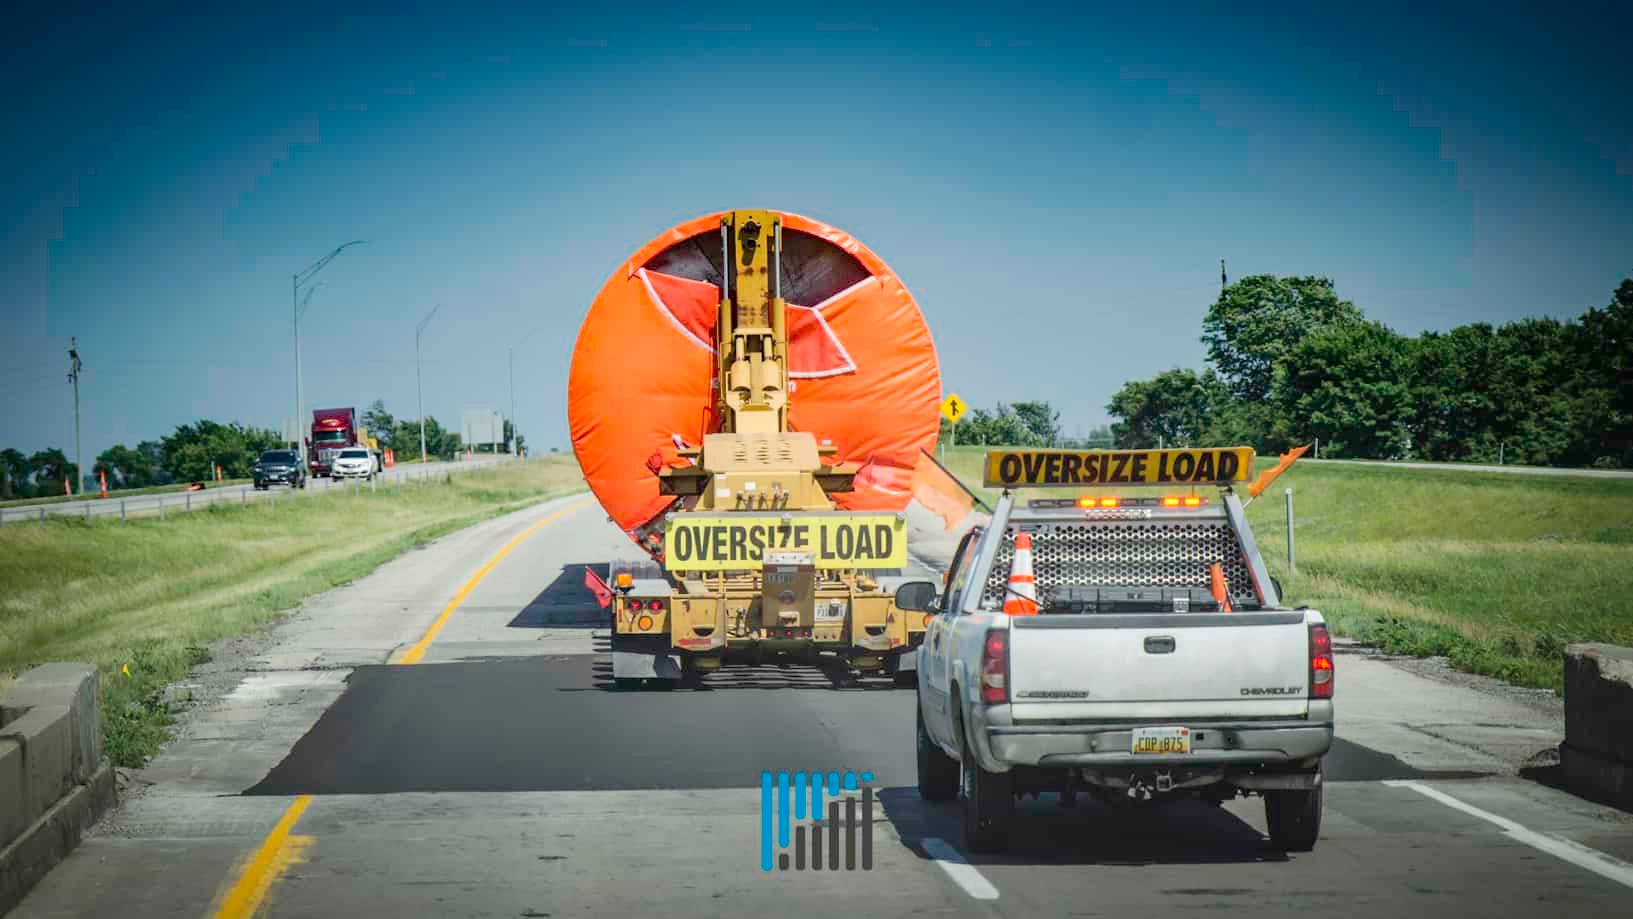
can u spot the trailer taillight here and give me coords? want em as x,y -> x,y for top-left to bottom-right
980,629 -> 1009,704
647,599 -> 664,611
1310,623 -> 1334,699
636,614 -> 654,631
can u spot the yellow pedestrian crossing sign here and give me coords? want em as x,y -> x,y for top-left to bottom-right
940,393 -> 968,425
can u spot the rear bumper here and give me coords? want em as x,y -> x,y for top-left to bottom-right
973,703 -> 1334,772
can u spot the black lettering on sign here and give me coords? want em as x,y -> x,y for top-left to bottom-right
1044,453 -> 1062,483
1158,452 -> 1171,479
1194,451 -> 1215,482
835,524 -> 854,559
854,524 -> 873,558
711,527 -> 727,561
1061,453 -> 1082,483
729,526 -> 748,562
873,525 -> 892,559
1023,453 -> 1047,483
1111,453 -> 1131,483
749,526 -> 767,556
673,526 -> 693,562
1218,451 -> 1240,481
1173,452 -> 1196,481
1130,453 -> 1149,481
999,454 -> 1022,483
794,524 -> 810,548
1085,453 -> 1102,482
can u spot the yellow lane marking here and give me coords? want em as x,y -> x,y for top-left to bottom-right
211,796 -> 315,919
396,499 -> 592,665
207,498 -> 591,917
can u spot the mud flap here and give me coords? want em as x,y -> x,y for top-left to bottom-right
612,649 -> 682,679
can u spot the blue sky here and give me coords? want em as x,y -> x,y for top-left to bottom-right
4,1 -> 1630,460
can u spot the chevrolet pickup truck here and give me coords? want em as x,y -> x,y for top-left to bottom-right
900,446 -> 1333,853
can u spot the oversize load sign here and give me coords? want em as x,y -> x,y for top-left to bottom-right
983,447 -> 1256,488
664,514 -> 907,571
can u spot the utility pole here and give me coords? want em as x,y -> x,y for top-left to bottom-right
67,338 -> 82,495
508,346 -> 516,456
417,304 -> 441,463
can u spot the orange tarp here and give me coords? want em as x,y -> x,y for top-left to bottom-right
568,210 -> 942,543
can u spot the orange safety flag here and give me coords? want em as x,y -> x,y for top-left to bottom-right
1248,444 -> 1311,499
567,210 -> 941,549
1003,532 -> 1040,615
912,449 -> 980,532
1209,563 -> 1234,613
583,566 -> 614,609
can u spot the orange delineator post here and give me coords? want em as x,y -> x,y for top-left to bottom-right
1003,531 -> 1040,615
99,469 -> 108,499
1209,563 -> 1234,613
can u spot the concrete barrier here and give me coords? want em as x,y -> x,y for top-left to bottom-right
1,663 -> 117,915
1561,643 -> 1633,810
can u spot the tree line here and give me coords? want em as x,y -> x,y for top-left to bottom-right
1106,275 -> 1633,467
0,398 -> 507,499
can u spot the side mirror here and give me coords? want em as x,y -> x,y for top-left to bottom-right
894,580 -> 939,613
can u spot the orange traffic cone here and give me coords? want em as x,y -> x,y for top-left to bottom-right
1209,563 -> 1233,613
99,469 -> 108,499
1003,532 -> 1040,616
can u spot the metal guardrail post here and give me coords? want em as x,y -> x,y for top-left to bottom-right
1284,487 -> 1296,572
159,496 -> 165,520
121,500 -> 127,523
186,493 -> 191,512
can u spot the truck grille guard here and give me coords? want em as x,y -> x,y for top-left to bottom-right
980,519 -> 1258,609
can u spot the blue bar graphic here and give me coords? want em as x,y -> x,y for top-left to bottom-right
777,771 -> 791,849
811,770 -> 825,820
760,771 -> 773,871
843,770 -> 858,791
827,771 -> 840,795
794,772 -> 806,820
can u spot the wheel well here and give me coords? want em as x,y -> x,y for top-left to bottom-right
948,682 -> 965,750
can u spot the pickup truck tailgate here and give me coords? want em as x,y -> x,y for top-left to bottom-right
1006,611 -> 1312,720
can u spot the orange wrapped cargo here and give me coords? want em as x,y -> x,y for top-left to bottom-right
568,210 -> 942,545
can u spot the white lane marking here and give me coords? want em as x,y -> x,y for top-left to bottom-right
921,837 -> 1000,901
1385,780 -> 1633,890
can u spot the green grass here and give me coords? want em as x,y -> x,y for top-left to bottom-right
940,445 -> 1633,692
0,457 -> 586,766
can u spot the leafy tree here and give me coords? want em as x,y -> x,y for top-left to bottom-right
29,448 -> 74,496
390,415 -> 461,460
0,448 -> 29,499
1107,369 -> 1230,449
363,399 -> 396,446
96,444 -> 157,488
1271,321 -> 1415,459
160,420 -> 282,481
1010,401 -> 1062,447
1203,275 -> 1366,402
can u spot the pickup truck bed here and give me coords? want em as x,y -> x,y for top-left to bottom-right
910,488 -> 1333,854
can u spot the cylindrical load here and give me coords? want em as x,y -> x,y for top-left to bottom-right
568,210 -> 942,544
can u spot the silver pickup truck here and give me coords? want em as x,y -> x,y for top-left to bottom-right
898,449 -> 1334,853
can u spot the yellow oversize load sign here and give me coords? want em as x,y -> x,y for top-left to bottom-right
983,447 -> 1256,488
664,514 -> 907,571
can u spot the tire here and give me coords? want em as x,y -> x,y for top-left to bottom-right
1264,767 -> 1324,852
958,710 -> 1014,853
917,704 -> 958,801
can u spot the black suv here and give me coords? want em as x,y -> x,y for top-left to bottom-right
253,450 -> 306,490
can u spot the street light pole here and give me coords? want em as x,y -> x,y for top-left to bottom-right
67,338 -> 82,495
417,304 -> 441,463
292,240 -> 365,467
507,346 -> 515,456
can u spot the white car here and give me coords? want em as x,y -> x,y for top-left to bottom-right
331,447 -> 376,480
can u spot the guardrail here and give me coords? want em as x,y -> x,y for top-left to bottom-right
0,456 -> 517,526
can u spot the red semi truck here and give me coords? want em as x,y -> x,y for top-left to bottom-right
306,407 -> 382,478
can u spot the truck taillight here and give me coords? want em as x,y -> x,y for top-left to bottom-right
980,629 -> 1009,704
1310,623 -> 1334,699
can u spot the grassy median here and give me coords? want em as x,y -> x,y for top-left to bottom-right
941,446 -> 1633,692
0,457 -> 585,766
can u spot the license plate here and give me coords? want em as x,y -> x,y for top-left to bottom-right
1131,726 -> 1191,755
814,601 -> 845,621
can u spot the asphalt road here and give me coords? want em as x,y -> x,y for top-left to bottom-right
0,456 -> 510,522
13,496 -> 1633,918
